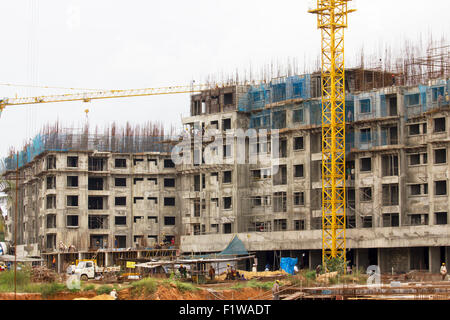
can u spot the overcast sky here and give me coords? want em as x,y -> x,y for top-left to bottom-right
0,0 -> 448,159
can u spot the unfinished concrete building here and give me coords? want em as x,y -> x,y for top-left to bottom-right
179,71 -> 450,275
2,127 -> 181,270
3,64 -> 450,275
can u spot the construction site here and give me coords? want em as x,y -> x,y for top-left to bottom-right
0,0 -> 450,301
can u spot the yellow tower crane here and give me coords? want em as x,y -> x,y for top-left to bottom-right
309,0 -> 355,269
0,84 -> 216,114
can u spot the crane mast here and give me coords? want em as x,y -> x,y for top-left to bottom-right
309,0 -> 354,268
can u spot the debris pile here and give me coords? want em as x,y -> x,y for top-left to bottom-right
31,266 -> 59,283
316,272 -> 338,283
217,270 -> 288,281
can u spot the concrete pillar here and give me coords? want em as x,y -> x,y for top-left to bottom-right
429,247 -> 441,273
377,248 -> 382,273
446,247 -> 450,266
57,253 -> 61,274
355,249 -> 360,271
105,252 -> 111,267
310,250 -> 322,270
308,251 -> 312,270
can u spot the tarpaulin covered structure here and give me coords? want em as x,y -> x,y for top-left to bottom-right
280,257 -> 298,275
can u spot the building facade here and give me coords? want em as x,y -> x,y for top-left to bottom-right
4,70 -> 450,274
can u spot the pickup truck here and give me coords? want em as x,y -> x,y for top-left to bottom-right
73,260 -> 120,281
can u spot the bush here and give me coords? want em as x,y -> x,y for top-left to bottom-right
325,258 -> 348,274
247,280 -> 273,291
230,282 -> 245,290
131,278 -> 158,296
82,284 -> 95,292
231,280 -> 273,291
305,270 -> 317,280
96,285 -> 113,295
175,281 -> 199,292
39,282 -> 67,298
0,269 -> 31,290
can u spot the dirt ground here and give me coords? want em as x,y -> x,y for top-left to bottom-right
0,291 -> 97,300
0,283 -> 273,300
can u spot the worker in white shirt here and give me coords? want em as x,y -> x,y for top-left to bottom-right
440,263 -> 447,281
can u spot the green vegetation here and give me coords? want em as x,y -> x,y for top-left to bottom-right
305,270 -> 317,280
96,285 -> 113,295
231,280 -> 274,291
0,269 -> 67,297
324,258 -> 348,274
175,281 -> 199,292
0,269 -> 32,292
130,277 -> 158,296
161,279 -> 199,292
82,283 -> 95,292
39,282 -> 67,298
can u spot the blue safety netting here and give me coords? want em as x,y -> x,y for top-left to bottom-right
2,132 -> 175,171
238,75 -> 311,113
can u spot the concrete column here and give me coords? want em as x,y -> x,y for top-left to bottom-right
429,246 -> 441,273
308,250 -> 312,270
355,249 -> 360,271
105,252 -> 111,267
57,253 -> 61,274
377,248 -> 382,273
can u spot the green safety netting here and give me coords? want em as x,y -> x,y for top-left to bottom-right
219,235 -> 249,256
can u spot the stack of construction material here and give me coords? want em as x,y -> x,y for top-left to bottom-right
316,272 -> 338,283
218,270 -> 288,281
31,266 -> 59,283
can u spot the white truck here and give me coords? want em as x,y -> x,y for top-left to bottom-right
73,260 -> 120,281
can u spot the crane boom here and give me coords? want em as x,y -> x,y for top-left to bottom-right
309,0 -> 354,269
0,84 -> 216,111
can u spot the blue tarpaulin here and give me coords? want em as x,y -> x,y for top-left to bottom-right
280,257 -> 298,275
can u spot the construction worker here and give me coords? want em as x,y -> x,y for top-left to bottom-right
231,266 -> 237,280
226,264 -> 232,280
110,289 -> 118,300
272,280 -> 280,300
440,263 -> 447,281
208,265 -> 215,281
179,264 -> 187,278
316,265 -> 321,277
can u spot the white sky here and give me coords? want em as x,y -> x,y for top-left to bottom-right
0,0 -> 448,158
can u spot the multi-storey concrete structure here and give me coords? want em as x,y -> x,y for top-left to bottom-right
179,73 -> 450,274
4,151 -> 179,252
3,70 -> 450,274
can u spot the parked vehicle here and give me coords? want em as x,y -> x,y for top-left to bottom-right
73,260 -> 120,281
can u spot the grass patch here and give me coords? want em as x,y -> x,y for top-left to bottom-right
96,285 -> 113,295
0,269 -> 69,297
130,278 -> 158,296
247,280 -> 274,291
161,279 -> 199,293
305,270 -> 317,281
39,282 -> 67,298
82,284 -> 95,292
0,269 -> 32,292
175,281 -> 199,292
230,282 -> 246,290
231,280 -> 273,291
